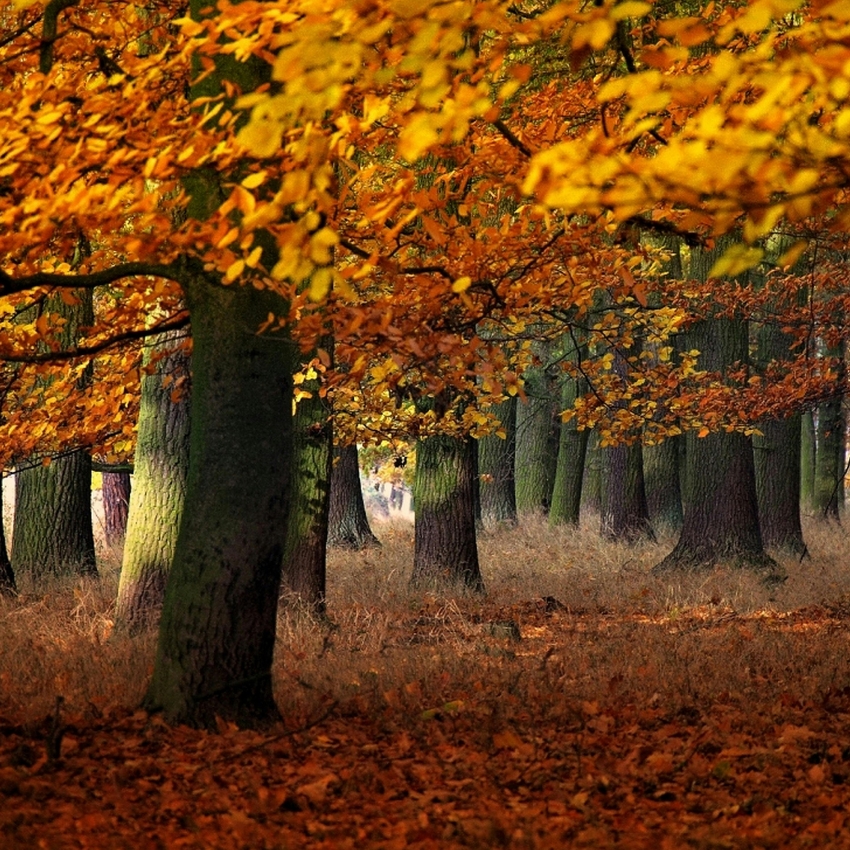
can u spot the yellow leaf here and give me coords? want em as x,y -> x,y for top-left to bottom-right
224,259 -> 245,283
452,276 -> 472,293
309,267 -> 334,301
241,171 -> 266,189
697,426 -> 710,438
611,2 -> 652,20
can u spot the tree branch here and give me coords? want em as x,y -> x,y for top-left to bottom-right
0,260 -> 185,296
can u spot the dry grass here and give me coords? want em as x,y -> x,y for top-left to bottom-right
2,512 -> 850,728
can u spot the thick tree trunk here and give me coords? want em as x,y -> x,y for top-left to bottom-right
143,271 -> 293,728
115,334 -> 190,631
102,472 -> 131,549
653,317 -> 779,576
327,444 -> 380,548
12,290 -> 96,581
755,415 -> 805,555
412,433 -> 483,592
644,438 -> 683,533
478,396 -> 517,527
515,366 -> 558,514
581,431 -> 603,514
601,441 -> 654,542
13,451 -> 96,580
281,372 -> 332,611
753,313 -> 805,555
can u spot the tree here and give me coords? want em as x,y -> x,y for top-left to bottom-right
412,429 -> 483,592
515,362 -> 558,514
281,357 -> 333,612
478,397 -> 518,528
101,471 -> 131,550
327,444 -> 380,550
115,333 -> 190,631
12,291 -> 97,580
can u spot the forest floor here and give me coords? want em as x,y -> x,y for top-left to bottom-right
3,516 -> 850,848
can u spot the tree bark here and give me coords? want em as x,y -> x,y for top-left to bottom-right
515,365 -> 558,514
327,444 -> 380,549
601,441 -> 654,542
478,396 -> 517,527
814,383 -> 845,521
800,410 -> 816,512
281,370 -> 332,611
143,270 -> 294,729
102,471 -> 131,549
115,334 -> 190,631
644,438 -> 683,533
12,290 -> 96,580
412,432 -> 483,592
13,450 -> 96,579
653,316 -> 779,576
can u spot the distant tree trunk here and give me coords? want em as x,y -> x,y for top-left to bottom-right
281,370 -> 332,612
515,364 -> 558,514
0,481 -> 15,595
412,432 -> 483,591
115,334 -> 190,631
755,415 -> 805,555
478,396 -> 517,527
753,313 -> 805,555
327,444 -> 380,548
600,342 -> 654,543
654,316 -> 779,576
144,270 -> 293,729
814,377 -> 845,521
12,290 -> 96,581
550,333 -> 589,527
582,431 -> 602,514
13,451 -> 96,579
602,441 -> 654,542
800,410 -> 816,512
644,438 -> 683,533
102,472 -> 131,549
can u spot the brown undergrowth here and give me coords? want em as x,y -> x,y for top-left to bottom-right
3,515 -> 850,847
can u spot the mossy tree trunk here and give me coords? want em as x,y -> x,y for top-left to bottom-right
478,396 -> 517,528
327,444 -> 380,549
143,270 -> 294,728
115,333 -> 190,631
515,364 -> 558,514
412,432 -> 483,592
281,368 -> 332,612
12,290 -> 96,581
102,472 -> 131,549
800,410 -> 816,512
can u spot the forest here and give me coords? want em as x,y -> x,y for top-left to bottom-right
3,0 -> 850,846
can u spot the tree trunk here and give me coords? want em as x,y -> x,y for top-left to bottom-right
143,271 -> 293,728
644,438 -> 684,533
102,472 -> 131,549
12,290 -> 96,581
12,451 -> 96,579
412,433 -> 483,592
281,370 -> 332,611
550,343 -> 589,527
754,415 -> 805,555
653,317 -> 779,576
478,396 -> 517,527
515,365 -> 558,514
581,431 -> 603,514
753,313 -> 805,555
601,441 -> 654,542
800,410 -> 816,512
115,334 -> 190,631
327,444 -> 380,548
814,383 -> 845,521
